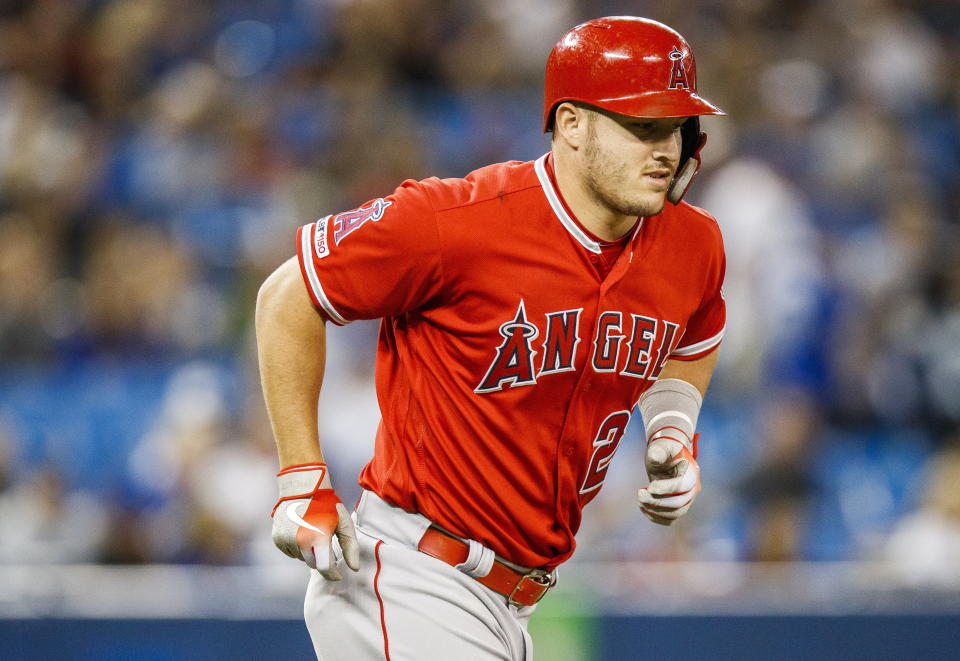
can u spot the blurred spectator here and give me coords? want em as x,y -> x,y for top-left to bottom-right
736,391 -> 819,562
881,439 -> 960,588
119,361 -> 277,564
0,211 -> 62,363
96,503 -> 154,564
698,156 -> 828,396
0,462 -> 107,563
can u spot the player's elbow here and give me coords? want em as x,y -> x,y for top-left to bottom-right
256,257 -> 319,336
255,263 -> 285,331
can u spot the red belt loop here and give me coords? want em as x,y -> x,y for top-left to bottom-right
417,527 -> 553,607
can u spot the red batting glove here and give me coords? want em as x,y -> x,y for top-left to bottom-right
271,463 -> 360,579
637,431 -> 701,526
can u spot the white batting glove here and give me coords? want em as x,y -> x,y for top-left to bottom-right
637,431 -> 701,526
271,463 -> 360,580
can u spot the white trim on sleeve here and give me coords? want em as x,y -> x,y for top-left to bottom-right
672,327 -> 724,357
299,222 -> 350,326
534,154 -> 602,254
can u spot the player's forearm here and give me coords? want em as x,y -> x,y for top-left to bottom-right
658,349 -> 719,398
256,256 -> 328,467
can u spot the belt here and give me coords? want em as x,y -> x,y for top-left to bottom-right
417,527 -> 553,607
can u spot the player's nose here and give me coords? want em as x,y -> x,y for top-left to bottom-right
651,131 -> 681,163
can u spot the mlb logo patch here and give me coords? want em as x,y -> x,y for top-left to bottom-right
313,215 -> 331,259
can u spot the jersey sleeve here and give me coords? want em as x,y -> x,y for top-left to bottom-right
296,179 -> 443,325
671,243 -> 726,361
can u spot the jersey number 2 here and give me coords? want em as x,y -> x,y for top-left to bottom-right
580,410 -> 631,494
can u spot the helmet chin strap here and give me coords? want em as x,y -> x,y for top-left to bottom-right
668,131 -> 707,205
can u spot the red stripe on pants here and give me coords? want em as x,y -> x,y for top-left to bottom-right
373,540 -> 390,660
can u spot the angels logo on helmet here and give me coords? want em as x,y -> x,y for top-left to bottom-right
668,48 -> 691,90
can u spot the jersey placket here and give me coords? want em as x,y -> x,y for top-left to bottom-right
534,153 -> 655,540
551,223 -> 645,540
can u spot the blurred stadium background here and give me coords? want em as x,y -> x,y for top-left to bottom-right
1,0 -> 959,659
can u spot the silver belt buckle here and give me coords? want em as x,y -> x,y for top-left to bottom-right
508,569 -> 555,606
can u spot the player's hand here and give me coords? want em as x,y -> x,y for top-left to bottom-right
637,432 -> 700,526
271,463 -> 360,580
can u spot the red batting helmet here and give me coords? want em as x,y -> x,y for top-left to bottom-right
543,16 -> 726,203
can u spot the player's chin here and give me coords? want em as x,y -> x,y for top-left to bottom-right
632,190 -> 668,217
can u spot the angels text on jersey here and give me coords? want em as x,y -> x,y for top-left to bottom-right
475,300 -> 681,393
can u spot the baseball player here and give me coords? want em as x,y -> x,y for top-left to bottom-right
257,16 -> 726,661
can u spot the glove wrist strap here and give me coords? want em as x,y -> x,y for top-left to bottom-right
638,378 -> 702,455
272,462 -> 337,517
277,462 -> 327,476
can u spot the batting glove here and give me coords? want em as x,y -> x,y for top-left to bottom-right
637,431 -> 701,526
271,463 -> 360,579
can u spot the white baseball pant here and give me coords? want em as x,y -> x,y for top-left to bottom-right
304,490 -> 536,660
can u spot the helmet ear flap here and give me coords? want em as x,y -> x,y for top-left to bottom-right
678,117 -> 701,167
668,118 -> 707,205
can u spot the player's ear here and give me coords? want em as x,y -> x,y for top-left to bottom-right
553,102 -> 590,150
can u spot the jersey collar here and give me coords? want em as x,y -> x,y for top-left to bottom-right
534,153 -> 602,254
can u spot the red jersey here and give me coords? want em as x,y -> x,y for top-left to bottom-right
296,154 -> 725,569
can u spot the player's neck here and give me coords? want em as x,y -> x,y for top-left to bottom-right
551,150 -> 638,242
